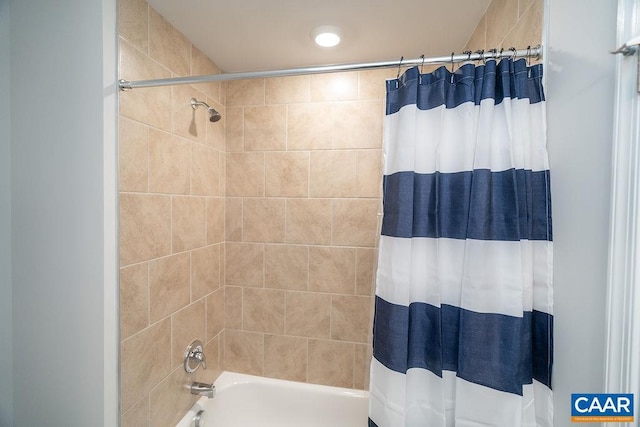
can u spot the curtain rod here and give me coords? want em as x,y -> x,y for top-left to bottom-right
119,45 -> 542,91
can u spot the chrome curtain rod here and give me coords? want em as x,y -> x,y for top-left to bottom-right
119,45 -> 542,91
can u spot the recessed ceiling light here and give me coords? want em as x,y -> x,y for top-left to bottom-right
311,26 -> 342,48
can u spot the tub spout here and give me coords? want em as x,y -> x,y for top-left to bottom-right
191,381 -> 215,398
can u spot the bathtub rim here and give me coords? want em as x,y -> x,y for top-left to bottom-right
175,371 -> 370,427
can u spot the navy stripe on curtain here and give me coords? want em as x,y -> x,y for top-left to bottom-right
381,169 -> 553,241
386,59 -> 545,114
372,296 -> 553,395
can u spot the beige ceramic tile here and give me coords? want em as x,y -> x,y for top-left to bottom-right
309,151 -> 357,197
225,242 -> 264,287
307,339 -> 354,388
171,300 -> 206,369
264,245 -> 308,290
358,68 -> 396,100
225,152 -> 265,197
148,129 -> 190,194
265,152 -> 309,197
119,41 -> 171,131
501,0 -> 543,50
191,245 -> 220,300
223,330 -> 264,376
225,107 -> 244,152
149,253 -> 190,322
354,344 -> 372,390
148,8 -> 190,76
224,198 -> 243,241
205,101 -> 226,152
356,248 -> 376,296
171,85 -> 207,144
149,367 -> 199,427
202,336 -> 222,382
172,196 -> 207,252
465,15 -> 487,51
285,292 -> 330,339
331,295 -> 372,343
309,247 -> 356,294
265,75 -> 310,104
285,199 -> 332,245
243,288 -> 285,334
287,103 -> 332,150
333,100 -> 383,149
191,46 -> 221,102
220,242 -> 226,291
206,198 -> 225,244
121,395 -> 149,426
224,286 -> 243,329
264,334 -> 308,382
519,0 -> 536,17
207,287 -> 225,341
119,116 -> 149,193
243,198 -> 285,243
244,105 -> 287,151
310,72 -> 358,102
191,143 -> 220,196
118,0 -> 148,53
226,79 -> 265,107
120,318 -> 171,411
119,194 -> 171,266
332,199 -> 379,247
356,150 -> 383,198
120,263 -> 149,340
486,0 -> 519,48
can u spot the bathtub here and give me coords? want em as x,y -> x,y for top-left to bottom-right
175,371 -> 369,427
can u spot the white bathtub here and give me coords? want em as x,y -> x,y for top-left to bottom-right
176,371 -> 369,427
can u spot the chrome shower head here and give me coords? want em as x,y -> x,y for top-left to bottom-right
190,98 -> 222,123
207,107 -> 222,123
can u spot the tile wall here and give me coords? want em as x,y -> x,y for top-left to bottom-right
220,70 -> 389,390
118,0 -> 225,426
465,0 -> 543,55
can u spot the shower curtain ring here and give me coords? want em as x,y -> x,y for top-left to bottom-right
475,50 -> 485,65
420,54 -> 425,74
450,52 -> 455,83
526,45 -> 532,66
509,47 -> 517,60
463,50 -> 472,62
396,56 -> 404,79
499,48 -> 504,60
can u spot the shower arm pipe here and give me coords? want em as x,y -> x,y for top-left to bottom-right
119,46 -> 542,90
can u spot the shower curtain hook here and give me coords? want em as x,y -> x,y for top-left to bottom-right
499,48 -> 504,60
420,54 -> 425,74
463,50 -> 472,63
396,56 -> 404,80
475,50 -> 485,65
526,45 -> 532,66
488,48 -> 497,61
450,52 -> 455,83
509,47 -> 517,60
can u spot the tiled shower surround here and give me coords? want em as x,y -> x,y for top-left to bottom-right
117,0 -> 542,426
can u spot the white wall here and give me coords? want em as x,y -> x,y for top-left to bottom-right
9,0 -> 118,425
0,0 -> 13,425
546,0 -> 617,425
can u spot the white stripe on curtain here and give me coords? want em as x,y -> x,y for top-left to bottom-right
369,58 -> 553,427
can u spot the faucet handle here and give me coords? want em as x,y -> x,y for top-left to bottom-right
184,340 -> 207,373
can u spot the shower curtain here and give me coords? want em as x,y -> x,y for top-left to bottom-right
369,58 -> 553,427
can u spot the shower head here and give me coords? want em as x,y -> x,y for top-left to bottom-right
190,98 -> 222,123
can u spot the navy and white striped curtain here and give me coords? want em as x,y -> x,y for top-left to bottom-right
369,59 -> 553,427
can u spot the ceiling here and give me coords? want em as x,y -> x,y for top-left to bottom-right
147,0 -> 491,73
